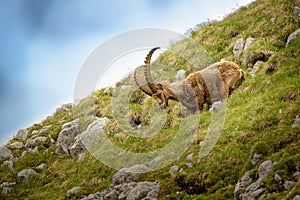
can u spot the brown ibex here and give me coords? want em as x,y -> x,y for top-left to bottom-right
134,47 -> 245,114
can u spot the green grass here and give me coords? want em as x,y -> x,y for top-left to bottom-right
1,0 -> 300,199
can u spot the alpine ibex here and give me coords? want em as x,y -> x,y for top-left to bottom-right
134,47 -> 245,114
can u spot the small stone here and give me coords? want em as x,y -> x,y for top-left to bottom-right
292,115 -> 300,128
17,169 -> 38,183
2,160 -> 14,171
186,153 -> 193,161
8,141 -> 24,149
66,186 -> 82,198
271,18 -> 275,24
286,29 -> 300,47
169,166 -> 180,177
233,38 -> 245,56
39,125 -> 53,134
293,195 -> 300,200
274,174 -> 282,182
251,153 -> 263,165
36,163 -> 47,170
293,171 -> 300,181
186,163 -> 193,168
244,37 -> 254,51
15,129 -> 28,141
0,146 -> 13,162
258,160 -> 273,179
284,180 -> 295,191
294,6 -> 300,15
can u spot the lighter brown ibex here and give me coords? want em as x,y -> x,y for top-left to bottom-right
134,47 -> 245,114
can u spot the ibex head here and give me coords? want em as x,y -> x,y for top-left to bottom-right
134,47 -> 177,109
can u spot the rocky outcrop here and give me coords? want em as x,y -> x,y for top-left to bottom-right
25,136 -> 48,149
69,118 -> 109,159
233,38 -> 245,56
0,146 -> 13,162
67,186 -> 82,198
233,37 -> 254,56
8,141 -> 24,149
286,29 -> 300,46
15,129 -> 28,141
234,160 -> 275,200
80,165 -> 160,200
55,119 -> 80,155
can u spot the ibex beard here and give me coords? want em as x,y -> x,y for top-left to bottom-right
134,47 -> 246,115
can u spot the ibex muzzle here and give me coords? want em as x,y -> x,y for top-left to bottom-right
134,47 -> 245,114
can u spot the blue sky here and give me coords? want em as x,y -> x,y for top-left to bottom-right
0,0 -> 254,145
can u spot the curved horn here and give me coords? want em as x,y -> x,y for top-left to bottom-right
144,47 -> 160,93
134,65 -> 153,96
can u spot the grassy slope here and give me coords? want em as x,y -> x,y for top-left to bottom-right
1,0 -> 299,199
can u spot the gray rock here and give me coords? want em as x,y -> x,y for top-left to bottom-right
0,182 -> 16,187
274,174 -> 282,182
286,29 -> 300,46
233,38 -> 245,56
55,119 -> 80,155
25,136 -> 47,149
294,6 -> 300,15
234,160 -> 274,200
0,146 -> 13,162
69,118 -> 109,158
31,130 -> 39,135
67,186 -> 82,198
2,187 -> 12,195
39,124 -> 53,134
2,160 -> 14,171
169,165 -> 180,177
81,191 -> 106,200
8,141 -> 24,149
36,163 -> 47,170
126,182 -> 160,200
104,189 -> 118,199
112,164 -> 150,185
249,61 -> 264,77
56,103 -> 73,113
28,146 -> 39,153
244,37 -> 254,51
271,18 -> 275,24
284,180 -> 295,191
293,171 -> 300,181
186,163 -> 193,168
292,115 -> 300,128
293,195 -> 300,200
15,129 -> 28,141
251,152 -> 263,165
175,69 -> 186,80
258,160 -> 273,179
234,172 -> 252,200
17,169 -> 38,183
186,153 -> 193,161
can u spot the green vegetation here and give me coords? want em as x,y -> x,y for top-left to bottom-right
1,0 -> 299,199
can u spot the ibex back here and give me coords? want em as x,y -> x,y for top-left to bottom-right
134,47 -> 245,114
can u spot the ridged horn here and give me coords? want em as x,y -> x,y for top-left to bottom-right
144,47 -> 160,93
134,65 -> 153,96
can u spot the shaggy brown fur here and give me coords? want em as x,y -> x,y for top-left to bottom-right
134,47 -> 245,114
